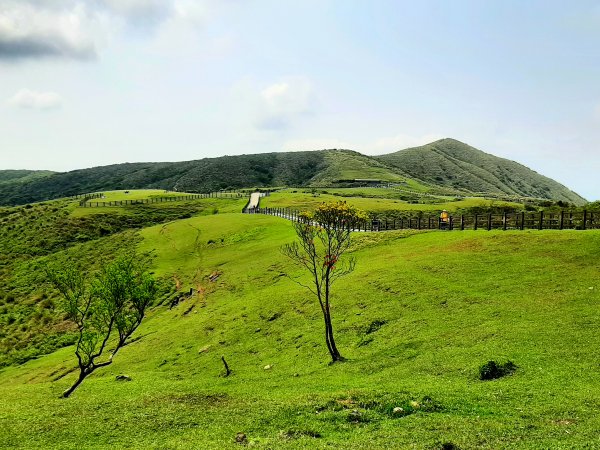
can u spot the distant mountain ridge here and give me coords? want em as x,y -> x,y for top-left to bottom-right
0,139 -> 586,206
376,139 -> 586,205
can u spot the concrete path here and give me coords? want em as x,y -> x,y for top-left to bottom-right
248,192 -> 262,209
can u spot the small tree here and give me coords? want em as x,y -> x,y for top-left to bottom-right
282,201 -> 366,362
46,255 -> 156,397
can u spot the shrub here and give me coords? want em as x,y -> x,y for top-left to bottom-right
479,360 -> 517,380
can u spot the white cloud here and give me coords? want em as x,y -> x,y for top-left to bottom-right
0,1 -> 96,60
256,77 -> 315,130
8,89 -> 63,110
0,0 -> 217,61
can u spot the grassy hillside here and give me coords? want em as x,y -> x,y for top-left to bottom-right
1,201 -> 600,448
0,141 -> 586,207
308,150 -> 410,185
261,189 -> 523,215
377,139 -> 587,206
0,151 -> 424,207
0,195 -> 247,367
0,152 -> 329,206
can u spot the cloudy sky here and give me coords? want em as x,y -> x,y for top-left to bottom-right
1,0 -> 599,199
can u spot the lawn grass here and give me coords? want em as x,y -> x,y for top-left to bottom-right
1,209 -> 600,448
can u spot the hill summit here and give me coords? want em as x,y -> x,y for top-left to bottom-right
377,138 -> 586,205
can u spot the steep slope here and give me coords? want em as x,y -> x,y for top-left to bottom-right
377,138 -> 587,205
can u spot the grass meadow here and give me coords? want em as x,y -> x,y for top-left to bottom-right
261,190 -> 523,213
1,198 -> 600,448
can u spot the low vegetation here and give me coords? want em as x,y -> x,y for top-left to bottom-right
1,189 -> 599,448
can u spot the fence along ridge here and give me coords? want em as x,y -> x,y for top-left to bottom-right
243,207 -> 599,232
79,190 -> 245,207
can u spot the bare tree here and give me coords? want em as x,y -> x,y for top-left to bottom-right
282,201 -> 366,362
46,255 -> 156,397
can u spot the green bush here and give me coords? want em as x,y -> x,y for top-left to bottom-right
479,360 -> 517,380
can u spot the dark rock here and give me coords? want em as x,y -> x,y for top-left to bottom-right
235,432 -> 247,444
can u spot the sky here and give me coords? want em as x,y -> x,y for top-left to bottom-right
1,0 -> 599,200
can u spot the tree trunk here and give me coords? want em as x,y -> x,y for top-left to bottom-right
324,310 -> 344,362
62,369 -> 87,398
323,314 -> 335,358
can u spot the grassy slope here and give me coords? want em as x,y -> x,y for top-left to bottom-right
0,195 -> 248,367
1,210 -> 600,448
0,152 -> 328,206
262,190 -> 523,213
307,150 -> 409,185
0,150 -> 420,207
377,139 -> 587,205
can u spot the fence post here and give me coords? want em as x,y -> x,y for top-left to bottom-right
474,214 -> 478,230
538,211 -> 544,230
487,213 -> 492,231
460,215 -> 464,231
520,212 -> 525,231
583,210 -> 587,230
417,217 -> 421,230
502,212 -> 507,231
560,210 -> 564,230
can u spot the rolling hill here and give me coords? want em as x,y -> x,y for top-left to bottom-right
0,140 -> 586,206
0,151 -> 411,206
377,138 -> 586,205
2,196 -> 600,447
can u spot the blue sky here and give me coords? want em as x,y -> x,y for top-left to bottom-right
1,0 -> 599,199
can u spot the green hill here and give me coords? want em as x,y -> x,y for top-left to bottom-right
377,138 -> 586,205
0,151 -> 413,206
1,196 -> 600,447
0,140 -> 586,206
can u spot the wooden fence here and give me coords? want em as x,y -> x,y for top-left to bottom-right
244,207 -> 600,231
80,191 -> 244,208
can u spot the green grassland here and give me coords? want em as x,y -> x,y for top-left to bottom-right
86,189 -> 201,202
1,192 -> 600,448
262,190 -> 523,214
